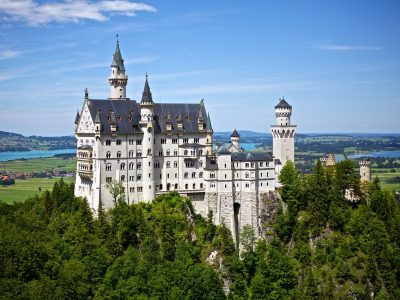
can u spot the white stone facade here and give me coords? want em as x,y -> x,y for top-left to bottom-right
74,42 -> 296,246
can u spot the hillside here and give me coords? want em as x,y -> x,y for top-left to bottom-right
0,131 -> 75,152
1,161 -> 400,298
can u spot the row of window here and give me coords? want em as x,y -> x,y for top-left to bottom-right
105,137 -> 205,146
104,149 -> 206,159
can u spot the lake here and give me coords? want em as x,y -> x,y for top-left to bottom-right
335,150 -> 400,162
0,149 -> 76,162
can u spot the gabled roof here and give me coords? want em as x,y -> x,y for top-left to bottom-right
111,41 -> 125,73
231,129 -> 240,138
141,76 -> 153,104
275,98 -> 292,109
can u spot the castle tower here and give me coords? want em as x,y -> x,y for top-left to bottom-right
359,158 -> 371,182
108,40 -> 128,99
230,129 -> 240,152
140,75 -> 155,202
270,98 -> 296,168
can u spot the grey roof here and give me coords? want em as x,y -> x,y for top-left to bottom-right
275,98 -> 292,109
231,129 -> 240,138
217,144 -> 231,155
141,77 -> 153,104
111,41 -> 125,73
85,99 -> 210,135
231,152 -> 273,162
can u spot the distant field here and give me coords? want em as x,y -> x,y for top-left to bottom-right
373,170 -> 400,191
0,177 -> 75,203
0,157 -> 76,173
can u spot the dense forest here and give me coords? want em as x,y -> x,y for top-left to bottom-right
1,160 -> 400,299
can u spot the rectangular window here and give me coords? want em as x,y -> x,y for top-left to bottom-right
136,139 -> 142,145
183,138 -> 189,144
138,187 -> 143,192
161,138 -> 166,144
116,139 -> 122,145
194,138 -> 199,143
172,138 -> 178,144
106,177 -> 112,183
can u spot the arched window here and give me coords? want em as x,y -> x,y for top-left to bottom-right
147,148 -> 151,155
160,184 -> 163,190
193,183 -> 196,189
166,149 -> 170,156
185,184 -> 188,189
117,151 -> 121,158
137,151 -> 142,157
184,150 -> 188,156
120,163 -> 126,170
137,162 -> 142,169
184,172 -> 188,179
199,172 -> 203,178
192,172 -> 196,178
106,163 -> 112,171
129,162 -> 134,170
121,175 -> 125,182
174,183 -> 178,189
106,151 -> 111,159
166,161 -> 171,168
200,183 -> 203,189
174,161 -> 178,168
129,150 -> 134,157
199,149 -> 203,156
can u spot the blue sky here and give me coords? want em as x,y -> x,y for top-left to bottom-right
0,0 -> 399,136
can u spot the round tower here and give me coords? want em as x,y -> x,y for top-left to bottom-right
108,39 -> 128,99
139,75 -> 155,202
230,129 -> 240,151
359,158 -> 371,182
270,97 -> 297,168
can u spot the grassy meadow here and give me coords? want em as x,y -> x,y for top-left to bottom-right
0,157 -> 76,203
0,177 -> 75,203
372,170 -> 400,191
0,157 -> 76,173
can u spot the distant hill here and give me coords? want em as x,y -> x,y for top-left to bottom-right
0,131 -> 75,152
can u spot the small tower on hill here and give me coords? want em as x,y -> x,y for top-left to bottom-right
359,158 -> 371,182
320,154 -> 336,167
108,39 -> 128,99
270,97 -> 297,168
230,129 -> 240,152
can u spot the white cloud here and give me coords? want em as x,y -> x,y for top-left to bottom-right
0,49 -> 19,59
313,43 -> 381,51
0,0 -> 156,25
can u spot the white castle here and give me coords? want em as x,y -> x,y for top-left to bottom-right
74,41 -> 296,243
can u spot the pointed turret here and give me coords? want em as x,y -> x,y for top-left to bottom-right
206,112 -> 213,132
108,39 -> 128,99
94,111 -> 101,123
230,129 -> 240,151
141,75 -> 153,104
74,110 -> 80,125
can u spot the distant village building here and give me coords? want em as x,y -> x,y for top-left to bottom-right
74,41 -> 297,244
320,154 -> 336,167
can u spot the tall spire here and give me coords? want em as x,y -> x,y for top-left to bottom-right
111,38 -> 125,73
141,75 -> 153,104
108,37 -> 128,99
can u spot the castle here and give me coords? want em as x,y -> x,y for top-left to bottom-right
74,41 -> 296,243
